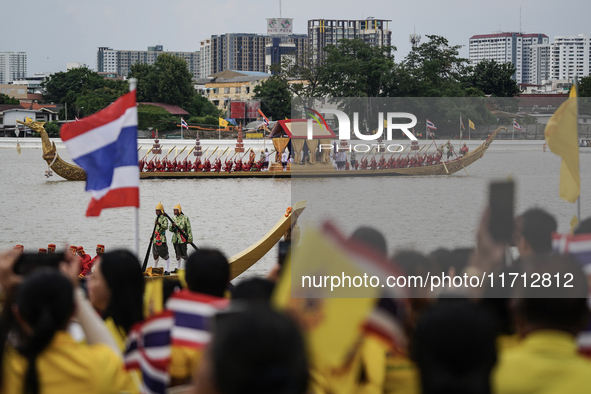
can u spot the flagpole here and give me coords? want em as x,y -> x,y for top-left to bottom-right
459,114 -> 462,148
575,77 -> 581,223
425,119 -> 427,141
129,78 -> 140,258
180,118 -> 183,140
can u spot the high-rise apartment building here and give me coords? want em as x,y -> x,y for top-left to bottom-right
97,45 -> 200,79
529,44 -> 552,84
205,33 -> 307,75
308,18 -> 392,63
549,34 -> 590,81
468,33 -> 549,83
0,52 -> 27,85
199,39 -> 213,78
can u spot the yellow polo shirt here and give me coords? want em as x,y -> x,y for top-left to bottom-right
494,330 -> 591,394
2,331 -> 137,394
169,346 -> 204,381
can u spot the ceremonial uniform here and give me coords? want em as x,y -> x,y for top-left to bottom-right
81,244 -> 104,277
77,247 -> 92,276
171,204 -> 193,269
153,202 -> 171,272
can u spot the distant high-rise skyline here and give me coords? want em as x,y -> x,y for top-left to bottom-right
0,52 -> 27,84
96,46 -> 200,79
469,33 -> 548,84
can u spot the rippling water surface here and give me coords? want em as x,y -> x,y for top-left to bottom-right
2,143 -> 591,280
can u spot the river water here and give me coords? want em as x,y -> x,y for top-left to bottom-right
2,141 -> 591,281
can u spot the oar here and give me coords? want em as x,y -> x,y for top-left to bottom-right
176,146 -> 187,158
216,147 -> 230,160
163,212 -> 199,251
142,147 -> 154,160
396,144 -> 408,158
360,146 -> 374,162
163,146 -> 176,159
240,148 -> 252,160
205,146 -> 218,161
142,221 -> 159,271
450,144 -> 469,175
183,146 -> 195,159
138,146 -> 142,152
415,142 -> 432,156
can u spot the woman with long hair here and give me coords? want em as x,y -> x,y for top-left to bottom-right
0,250 -> 136,394
87,250 -> 145,349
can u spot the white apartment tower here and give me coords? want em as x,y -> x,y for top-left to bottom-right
0,52 -> 27,85
199,39 -> 212,78
528,34 -> 591,85
97,46 -> 200,78
550,34 -> 590,81
469,33 -> 549,83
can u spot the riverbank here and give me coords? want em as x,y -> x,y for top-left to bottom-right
0,138 -> 550,152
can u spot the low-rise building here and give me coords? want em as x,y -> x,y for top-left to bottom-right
204,70 -> 270,112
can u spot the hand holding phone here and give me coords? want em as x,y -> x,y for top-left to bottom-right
488,181 -> 515,244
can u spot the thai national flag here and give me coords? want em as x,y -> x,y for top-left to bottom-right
426,119 -> 437,130
258,108 -> 270,127
165,289 -> 229,349
61,91 -> 139,217
124,311 -> 174,394
181,118 -> 189,129
513,120 -> 523,131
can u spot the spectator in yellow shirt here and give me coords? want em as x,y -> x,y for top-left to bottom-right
494,255 -> 591,394
169,249 -> 230,387
0,250 -> 136,394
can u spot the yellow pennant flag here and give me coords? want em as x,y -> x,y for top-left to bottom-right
218,117 -> 229,127
273,224 -> 380,393
469,119 -> 475,130
544,86 -> 579,203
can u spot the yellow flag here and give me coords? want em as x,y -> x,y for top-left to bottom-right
25,116 -> 33,123
469,119 -> 475,130
143,277 -> 163,318
273,226 -> 379,392
544,86 -> 579,203
218,117 -> 228,127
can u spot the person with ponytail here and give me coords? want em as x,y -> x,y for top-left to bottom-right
0,250 -> 137,394
87,250 -> 145,350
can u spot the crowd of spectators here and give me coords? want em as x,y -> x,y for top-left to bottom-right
1,204 -> 590,394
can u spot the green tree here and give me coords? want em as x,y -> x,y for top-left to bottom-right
128,54 -> 193,107
41,67 -> 128,118
580,75 -> 591,97
579,75 -> 591,115
45,121 -> 60,137
465,59 -> 520,97
392,35 -> 469,97
253,76 -> 291,120
270,49 -> 325,98
184,94 -> 223,118
128,63 -> 156,103
318,38 -> 396,97
0,93 -> 20,105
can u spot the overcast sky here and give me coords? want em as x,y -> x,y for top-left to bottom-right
2,0 -> 589,76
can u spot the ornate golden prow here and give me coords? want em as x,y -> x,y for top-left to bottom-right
17,118 -> 87,181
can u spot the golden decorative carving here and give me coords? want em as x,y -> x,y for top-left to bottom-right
17,119 -> 87,181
